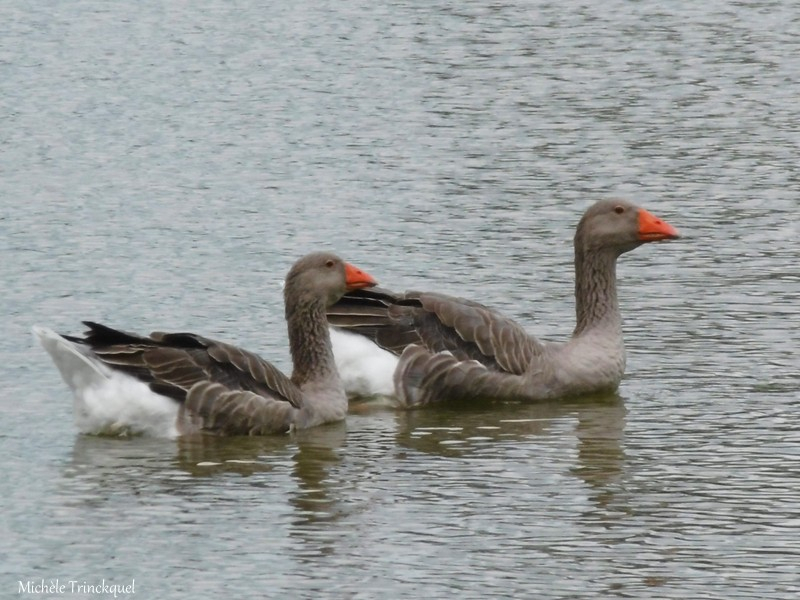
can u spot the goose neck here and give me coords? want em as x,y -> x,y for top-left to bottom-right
573,247 -> 621,337
285,300 -> 339,386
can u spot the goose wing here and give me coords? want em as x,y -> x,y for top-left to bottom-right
328,288 -> 544,375
393,344 -> 543,407
75,321 -> 302,434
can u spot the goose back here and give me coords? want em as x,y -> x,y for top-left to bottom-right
328,288 -> 545,375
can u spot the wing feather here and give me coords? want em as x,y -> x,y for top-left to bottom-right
417,293 -> 544,375
394,345 -> 533,406
78,322 -> 303,410
185,382 -> 295,435
329,289 -> 544,375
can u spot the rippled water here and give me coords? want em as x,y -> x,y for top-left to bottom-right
2,1 -> 798,598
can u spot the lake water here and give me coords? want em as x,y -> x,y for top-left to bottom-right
2,0 -> 798,598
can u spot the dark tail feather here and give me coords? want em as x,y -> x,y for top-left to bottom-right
328,289 -> 425,356
78,321 -> 149,346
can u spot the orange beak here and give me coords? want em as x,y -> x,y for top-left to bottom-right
638,208 -> 680,241
344,262 -> 378,290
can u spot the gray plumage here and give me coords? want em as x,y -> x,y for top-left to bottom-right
58,252 -> 376,435
328,200 -> 679,406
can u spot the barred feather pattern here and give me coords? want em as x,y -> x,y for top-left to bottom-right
329,200 -> 678,404
393,345 -> 536,407
37,251 -> 373,436
329,288 -> 544,375
185,382 -> 296,435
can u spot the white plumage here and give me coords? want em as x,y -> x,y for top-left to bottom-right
329,328 -> 398,397
33,326 -> 180,437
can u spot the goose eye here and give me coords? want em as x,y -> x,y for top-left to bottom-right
614,205 -> 625,214
325,260 -> 335,268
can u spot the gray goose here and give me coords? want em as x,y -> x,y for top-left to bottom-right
328,200 -> 679,406
34,252 -> 377,437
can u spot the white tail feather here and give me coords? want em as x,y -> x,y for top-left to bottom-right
33,326 -> 179,437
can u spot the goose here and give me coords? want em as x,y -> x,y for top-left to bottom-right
34,252 -> 377,437
328,199 -> 679,405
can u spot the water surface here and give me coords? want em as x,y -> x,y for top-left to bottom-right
2,1 -> 798,598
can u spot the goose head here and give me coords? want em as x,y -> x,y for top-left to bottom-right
575,199 -> 680,256
284,252 -> 378,310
